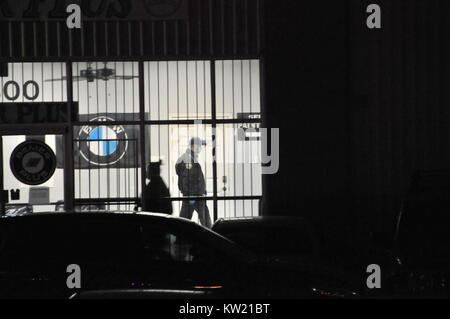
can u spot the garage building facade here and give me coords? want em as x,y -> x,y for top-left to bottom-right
0,0 -> 265,223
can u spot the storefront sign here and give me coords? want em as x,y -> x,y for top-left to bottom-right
56,113 -> 148,169
0,0 -> 187,20
237,113 -> 261,121
10,141 -> 57,186
78,116 -> 129,167
0,102 -> 78,124
237,113 -> 261,141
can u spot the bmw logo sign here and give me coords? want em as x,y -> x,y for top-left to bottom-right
10,141 -> 57,186
78,116 -> 129,167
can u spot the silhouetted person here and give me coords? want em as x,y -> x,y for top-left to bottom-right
175,137 -> 212,228
142,161 -> 173,214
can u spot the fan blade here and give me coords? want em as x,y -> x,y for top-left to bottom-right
72,76 -> 87,82
112,75 -> 139,80
45,76 -> 67,82
45,76 -> 85,82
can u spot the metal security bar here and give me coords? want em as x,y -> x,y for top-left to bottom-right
73,128 -> 141,211
0,62 -> 68,213
0,0 -> 263,61
215,60 -> 262,218
0,62 -> 67,103
0,0 -> 265,220
71,61 -> 141,211
72,62 -> 140,122
0,59 -> 262,221
143,60 -> 262,220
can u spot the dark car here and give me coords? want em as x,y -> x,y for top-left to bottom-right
212,217 -> 319,264
389,170 -> 450,297
212,216 -> 362,296
0,212 -> 360,299
70,289 -> 210,299
392,202 -> 450,297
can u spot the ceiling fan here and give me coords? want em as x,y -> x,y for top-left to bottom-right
46,62 -> 138,82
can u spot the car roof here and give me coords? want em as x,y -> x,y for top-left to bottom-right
3,211 -> 173,219
0,211 -> 257,263
213,216 -> 310,228
72,289 -> 207,299
0,211 -> 199,228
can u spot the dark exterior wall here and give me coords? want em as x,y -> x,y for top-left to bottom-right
262,0 -> 350,251
264,0 -> 450,247
349,0 -> 450,237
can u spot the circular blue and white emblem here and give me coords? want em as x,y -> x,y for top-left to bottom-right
78,116 -> 128,166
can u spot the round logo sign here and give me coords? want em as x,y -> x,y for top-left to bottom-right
78,116 -> 129,167
10,141 -> 57,186
143,0 -> 183,17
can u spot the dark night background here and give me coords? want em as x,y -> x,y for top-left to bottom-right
1,0 -> 450,271
263,0 -> 450,266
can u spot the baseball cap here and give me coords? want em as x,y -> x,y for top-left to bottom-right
190,137 -> 207,146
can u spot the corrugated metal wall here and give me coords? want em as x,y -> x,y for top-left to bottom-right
0,0 -> 263,60
348,0 -> 450,234
263,0 -> 450,246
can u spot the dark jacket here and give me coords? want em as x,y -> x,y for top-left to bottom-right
175,150 -> 206,196
142,176 -> 173,214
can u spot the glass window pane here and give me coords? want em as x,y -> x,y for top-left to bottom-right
218,200 -> 260,219
2,135 -> 64,213
144,61 -> 212,121
216,124 -> 262,198
73,124 -> 142,211
73,62 -> 140,121
0,62 -> 67,103
145,124 -> 214,199
215,60 -> 261,120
